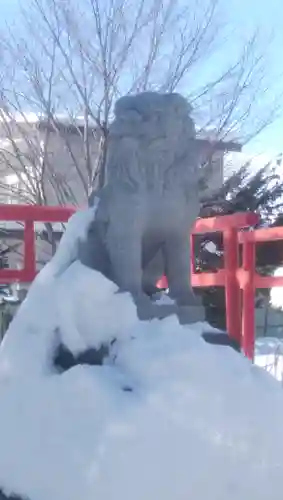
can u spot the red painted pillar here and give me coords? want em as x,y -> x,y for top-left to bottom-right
24,219 -> 36,281
241,239 -> 255,360
223,228 -> 241,344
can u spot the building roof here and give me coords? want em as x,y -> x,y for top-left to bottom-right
0,111 -> 242,151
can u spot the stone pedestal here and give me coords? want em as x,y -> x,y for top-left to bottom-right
137,301 -> 205,324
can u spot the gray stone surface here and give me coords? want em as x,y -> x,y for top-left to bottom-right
79,91 -> 205,322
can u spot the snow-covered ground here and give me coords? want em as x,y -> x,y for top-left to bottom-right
0,209 -> 283,500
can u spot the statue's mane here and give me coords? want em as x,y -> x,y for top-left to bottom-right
104,92 -> 199,192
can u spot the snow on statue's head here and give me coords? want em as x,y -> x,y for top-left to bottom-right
105,91 -> 198,190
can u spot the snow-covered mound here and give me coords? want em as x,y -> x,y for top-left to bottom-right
0,210 -> 283,500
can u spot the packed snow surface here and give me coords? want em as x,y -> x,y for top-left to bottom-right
0,209 -> 283,500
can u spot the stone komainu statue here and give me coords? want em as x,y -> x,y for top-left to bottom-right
79,92 -> 202,316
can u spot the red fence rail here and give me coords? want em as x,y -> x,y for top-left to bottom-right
238,227 -> 283,360
0,205 -> 75,283
1,204 -> 283,361
159,212 -> 259,355
194,218 -> 283,359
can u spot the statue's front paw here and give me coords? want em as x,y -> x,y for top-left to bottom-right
134,293 -> 177,320
169,290 -> 202,308
167,291 -> 206,324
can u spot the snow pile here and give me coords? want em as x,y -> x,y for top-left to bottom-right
255,337 -> 283,382
0,210 -> 283,500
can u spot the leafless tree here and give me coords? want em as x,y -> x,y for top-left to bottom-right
0,0 -> 280,205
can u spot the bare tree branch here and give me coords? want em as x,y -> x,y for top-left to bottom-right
0,0 -> 280,208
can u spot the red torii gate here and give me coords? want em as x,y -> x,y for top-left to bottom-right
0,204 -> 283,361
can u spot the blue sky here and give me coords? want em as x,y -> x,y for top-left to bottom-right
224,0 -> 283,156
0,0 -> 18,22
0,0 -> 283,158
